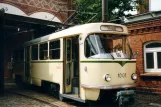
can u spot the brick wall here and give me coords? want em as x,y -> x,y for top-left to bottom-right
1,0 -> 71,22
127,18 -> 161,94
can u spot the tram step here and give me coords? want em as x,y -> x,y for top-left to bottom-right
60,94 -> 86,103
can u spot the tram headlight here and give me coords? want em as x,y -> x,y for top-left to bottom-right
104,74 -> 111,82
131,73 -> 137,80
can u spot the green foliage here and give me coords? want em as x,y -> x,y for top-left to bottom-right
73,0 -> 140,24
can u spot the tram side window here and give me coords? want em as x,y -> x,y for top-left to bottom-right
40,43 -> 48,60
49,40 -> 60,59
32,45 -> 38,60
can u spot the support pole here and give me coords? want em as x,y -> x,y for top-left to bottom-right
102,0 -> 108,22
0,9 -> 5,97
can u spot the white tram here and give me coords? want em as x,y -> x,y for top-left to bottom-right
13,23 -> 137,106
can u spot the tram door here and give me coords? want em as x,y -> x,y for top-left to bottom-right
64,38 -> 73,93
25,46 -> 30,82
64,37 -> 79,94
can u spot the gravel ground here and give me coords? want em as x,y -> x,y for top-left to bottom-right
6,88 -> 76,107
0,92 -> 52,107
1,90 -> 161,107
131,92 -> 161,107
1,79 -> 76,107
2,79 -> 161,107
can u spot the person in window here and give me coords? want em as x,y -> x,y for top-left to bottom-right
106,39 -> 113,53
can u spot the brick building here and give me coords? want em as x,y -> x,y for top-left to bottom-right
125,10 -> 161,93
0,0 -> 73,78
0,0 -> 73,22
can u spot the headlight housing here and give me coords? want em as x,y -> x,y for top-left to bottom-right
104,74 -> 111,82
131,73 -> 137,80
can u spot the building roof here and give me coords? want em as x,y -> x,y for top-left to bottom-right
110,10 -> 161,24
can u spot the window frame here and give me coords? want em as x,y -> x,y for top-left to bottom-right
84,33 -> 132,59
49,39 -> 61,60
31,44 -> 39,60
39,42 -> 48,60
144,41 -> 161,72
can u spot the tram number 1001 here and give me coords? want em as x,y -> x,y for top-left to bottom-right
118,73 -> 126,78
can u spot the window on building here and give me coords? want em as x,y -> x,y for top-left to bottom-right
39,43 -> 48,60
144,42 -> 161,72
49,40 -> 60,59
32,45 -> 38,60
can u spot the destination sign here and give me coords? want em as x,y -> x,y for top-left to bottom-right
100,25 -> 123,32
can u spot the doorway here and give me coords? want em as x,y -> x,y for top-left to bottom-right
25,46 -> 30,82
64,36 -> 79,95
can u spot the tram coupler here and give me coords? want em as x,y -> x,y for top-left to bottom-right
116,90 -> 135,106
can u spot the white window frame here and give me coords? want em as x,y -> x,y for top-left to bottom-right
144,41 -> 161,72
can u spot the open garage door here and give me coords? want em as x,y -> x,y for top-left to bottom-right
3,12 -> 69,79
0,9 -> 70,94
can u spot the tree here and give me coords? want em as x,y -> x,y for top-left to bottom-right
73,0 -> 145,24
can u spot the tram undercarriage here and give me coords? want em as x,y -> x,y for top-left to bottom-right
99,89 -> 135,107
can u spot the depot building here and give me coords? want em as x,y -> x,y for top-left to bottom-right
124,10 -> 161,94
0,0 -> 73,78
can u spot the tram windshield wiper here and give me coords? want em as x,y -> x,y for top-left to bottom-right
109,53 -> 115,60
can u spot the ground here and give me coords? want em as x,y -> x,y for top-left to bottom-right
1,79 -> 161,107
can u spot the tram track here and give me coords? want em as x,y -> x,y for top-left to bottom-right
4,88 -> 118,107
4,89 -> 161,107
4,82 -> 161,107
5,88 -> 107,107
5,88 -> 76,107
5,90 -> 59,107
4,83 -> 119,107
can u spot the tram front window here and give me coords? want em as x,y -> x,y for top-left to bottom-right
85,34 -> 133,59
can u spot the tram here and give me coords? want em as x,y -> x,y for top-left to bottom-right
13,23 -> 137,106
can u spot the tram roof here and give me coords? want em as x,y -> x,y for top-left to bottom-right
24,23 -> 128,46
